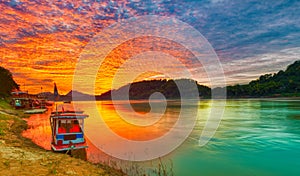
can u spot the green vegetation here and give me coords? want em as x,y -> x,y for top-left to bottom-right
225,60 -> 300,98
0,66 -> 19,98
0,99 -> 12,109
97,79 -> 211,100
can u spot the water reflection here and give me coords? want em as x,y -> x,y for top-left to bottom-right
98,101 -> 179,141
22,107 -> 53,150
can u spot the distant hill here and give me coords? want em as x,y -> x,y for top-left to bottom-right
96,79 -> 211,100
37,60 -> 300,100
37,90 -> 93,101
62,90 -> 94,101
221,60 -> 300,98
36,92 -> 56,100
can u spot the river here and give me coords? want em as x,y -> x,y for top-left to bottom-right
23,99 -> 300,175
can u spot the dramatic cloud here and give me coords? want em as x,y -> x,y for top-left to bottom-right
0,0 -> 299,94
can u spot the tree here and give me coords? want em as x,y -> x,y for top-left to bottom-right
0,66 -> 19,97
222,60 -> 300,98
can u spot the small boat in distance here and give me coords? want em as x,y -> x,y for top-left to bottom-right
24,108 -> 47,114
50,103 -> 89,152
11,91 -> 49,113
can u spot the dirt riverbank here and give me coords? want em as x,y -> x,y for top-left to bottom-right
0,100 -> 124,176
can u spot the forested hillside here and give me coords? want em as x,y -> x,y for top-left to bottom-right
225,60 -> 300,97
97,79 -> 211,100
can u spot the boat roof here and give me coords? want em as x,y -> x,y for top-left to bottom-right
12,98 -> 31,100
52,103 -> 83,114
51,110 -> 84,114
50,113 -> 88,119
11,91 -> 28,95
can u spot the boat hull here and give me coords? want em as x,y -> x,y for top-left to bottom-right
51,142 -> 88,152
24,109 -> 47,114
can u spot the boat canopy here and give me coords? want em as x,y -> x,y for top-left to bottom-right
50,113 -> 88,119
52,103 -> 84,114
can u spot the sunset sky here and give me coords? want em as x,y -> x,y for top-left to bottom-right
0,0 -> 299,95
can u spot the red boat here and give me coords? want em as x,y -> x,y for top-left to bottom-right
50,104 -> 89,152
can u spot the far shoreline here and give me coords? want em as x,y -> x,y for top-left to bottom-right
53,96 -> 300,102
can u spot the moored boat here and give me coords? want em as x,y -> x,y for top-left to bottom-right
50,104 -> 89,152
24,108 -> 47,114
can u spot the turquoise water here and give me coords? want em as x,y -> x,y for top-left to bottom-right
170,99 -> 300,176
76,99 -> 300,175
77,99 -> 300,175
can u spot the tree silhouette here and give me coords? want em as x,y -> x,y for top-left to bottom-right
0,66 -> 19,97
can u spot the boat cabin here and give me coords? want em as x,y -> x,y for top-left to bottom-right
50,112 -> 89,151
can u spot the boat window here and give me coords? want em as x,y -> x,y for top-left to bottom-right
70,120 -> 82,133
57,119 -> 82,133
58,120 -> 67,134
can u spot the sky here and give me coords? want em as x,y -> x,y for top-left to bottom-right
0,0 -> 299,94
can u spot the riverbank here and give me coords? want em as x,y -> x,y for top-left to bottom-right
0,100 -> 124,176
